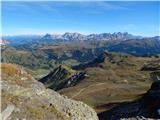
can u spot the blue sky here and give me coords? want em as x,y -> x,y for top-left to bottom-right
1,1 -> 160,36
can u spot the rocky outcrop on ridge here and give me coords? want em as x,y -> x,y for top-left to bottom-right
39,65 -> 86,91
1,63 -> 98,120
141,60 -> 160,71
141,60 -> 160,82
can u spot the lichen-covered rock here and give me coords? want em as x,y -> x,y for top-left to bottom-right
1,63 -> 98,120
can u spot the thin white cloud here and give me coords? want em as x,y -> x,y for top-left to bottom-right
37,2 -> 58,12
2,2 -> 39,15
2,1 -> 63,18
95,2 -> 127,10
70,1 -> 128,15
2,1 -> 128,17
77,1 -> 127,10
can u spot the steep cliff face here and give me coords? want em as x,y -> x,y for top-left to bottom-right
39,65 -> 86,91
1,63 -> 98,120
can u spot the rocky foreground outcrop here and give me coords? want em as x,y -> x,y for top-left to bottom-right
1,63 -> 98,120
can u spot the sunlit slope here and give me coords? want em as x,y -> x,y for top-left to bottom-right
1,63 -> 98,120
60,52 -> 157,113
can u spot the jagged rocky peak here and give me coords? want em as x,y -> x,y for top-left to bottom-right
43,33 -> 63,40
62,32 -> 86,41
86,32 -> 135,41
42,32 -> 143,41
1,63 -> 98,120
42,33 -> 52,39
39,65 -> 86,91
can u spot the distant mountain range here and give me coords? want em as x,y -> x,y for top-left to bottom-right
2,32 -> 160,59
3,32 -> 159,45
42,32 -> 143,41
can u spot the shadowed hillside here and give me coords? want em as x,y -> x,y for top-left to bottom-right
39,65 -> 86,90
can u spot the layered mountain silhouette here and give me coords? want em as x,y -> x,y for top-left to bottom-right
42,32 -> 143,41
3,32 -> 151,44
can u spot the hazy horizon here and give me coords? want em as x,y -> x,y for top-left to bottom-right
2,32 -> 159,38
